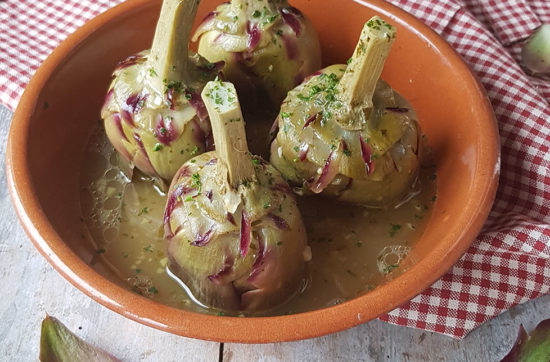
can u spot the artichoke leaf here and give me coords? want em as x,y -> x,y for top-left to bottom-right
40,315 -> 119,362
501,319 -> 550,362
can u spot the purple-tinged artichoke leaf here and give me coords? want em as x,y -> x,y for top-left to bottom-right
501,319 -> 550,362
40,315 -> 119,362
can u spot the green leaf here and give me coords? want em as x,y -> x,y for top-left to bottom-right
501,319 -> 550,362
40,315 -> 119,362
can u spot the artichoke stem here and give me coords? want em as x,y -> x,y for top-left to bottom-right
335,16 -> 396,130
201,81 -> 255,188
149,0 -> 199,91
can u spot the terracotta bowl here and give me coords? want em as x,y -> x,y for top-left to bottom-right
6,0 -> 499,343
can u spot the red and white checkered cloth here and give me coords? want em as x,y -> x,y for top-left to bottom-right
1,0 -> 549,339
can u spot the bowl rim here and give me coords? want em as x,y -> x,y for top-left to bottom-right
6,0 -> 500,343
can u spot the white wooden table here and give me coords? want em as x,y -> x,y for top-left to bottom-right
1,103 -> 549,361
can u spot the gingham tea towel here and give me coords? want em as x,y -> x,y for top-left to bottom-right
1,0 -> 549,338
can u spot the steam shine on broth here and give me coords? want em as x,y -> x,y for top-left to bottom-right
80,122 -> 436,316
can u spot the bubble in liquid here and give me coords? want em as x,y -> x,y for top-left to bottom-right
81,126 -> 136,264
326,298 -> 346,307
104,168 -> 119,180
377,245 -> 411,274
103,197 -> 120,211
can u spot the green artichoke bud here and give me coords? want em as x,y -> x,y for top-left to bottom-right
164,81 -> 309,312
521,24 -> 550,78
193,0 -> 321,105
40,315 -> 119,362
270,17 -> 421,207
101,0 -> 221,182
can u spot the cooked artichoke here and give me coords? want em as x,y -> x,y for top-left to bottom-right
193,0 -> 321,105
164,80 -> 309,312
270,17 -> 421,207
101,0 -> 220,182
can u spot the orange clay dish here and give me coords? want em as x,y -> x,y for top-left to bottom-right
7,0 -> 499,342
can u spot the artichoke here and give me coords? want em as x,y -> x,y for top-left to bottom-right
193,0 -> 321,105
164,80 -> 309,312
521,24 -> 550,78
101,0 -> 221,182
270,17 -> 421,207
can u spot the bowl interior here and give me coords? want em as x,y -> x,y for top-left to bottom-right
8,0 -> 499,342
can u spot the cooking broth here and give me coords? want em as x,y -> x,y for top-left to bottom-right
80,121 -> 435,315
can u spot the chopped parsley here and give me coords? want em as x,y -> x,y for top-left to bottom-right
138,207 -> 149,216
192,173 -> 202,193
163,79 -> 184,94
297,93 -> 311,102
267,14 -> 278,23
383,264 -> 399,274
214,92 -> 223,105
389,224 -> 401,237
153,143 -> 163,152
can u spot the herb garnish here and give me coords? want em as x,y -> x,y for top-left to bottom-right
383,264 -> 399,273
192,173 -> 202,193
389,223 -> 401,237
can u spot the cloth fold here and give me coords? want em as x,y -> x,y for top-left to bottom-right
1,0 -> 549,339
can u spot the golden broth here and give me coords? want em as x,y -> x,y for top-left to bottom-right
81,120 -> 435,316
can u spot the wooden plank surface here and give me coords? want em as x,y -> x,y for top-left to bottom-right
1,103 -> 549,361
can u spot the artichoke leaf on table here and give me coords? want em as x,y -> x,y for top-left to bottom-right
40,315 -> 119,362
